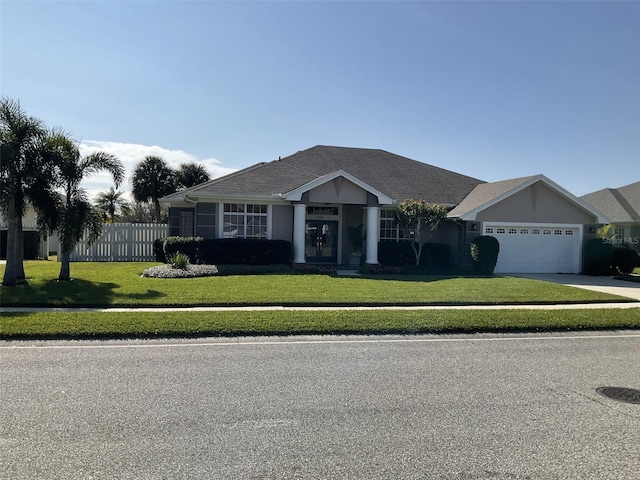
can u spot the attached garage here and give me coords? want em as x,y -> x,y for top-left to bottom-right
484,222 -> 582,273
448,175 -> 609,274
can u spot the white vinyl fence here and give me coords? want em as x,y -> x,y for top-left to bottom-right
69,223 -> 168,262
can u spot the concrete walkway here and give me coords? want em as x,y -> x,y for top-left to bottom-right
511,273 -> 640,301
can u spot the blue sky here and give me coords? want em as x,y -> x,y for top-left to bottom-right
2,0 -> 638,199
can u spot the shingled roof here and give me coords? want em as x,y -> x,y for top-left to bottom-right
163,145 -> 484,205
581,181 -> 640,223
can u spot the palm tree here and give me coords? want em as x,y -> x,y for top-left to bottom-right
174,162 -> 211,190
131,156 -> 176,223
95,187 -> 129,222
0,98 -> 57,286
49,134 -> 124,281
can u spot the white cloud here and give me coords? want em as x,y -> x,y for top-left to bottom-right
78,140 -> 238,201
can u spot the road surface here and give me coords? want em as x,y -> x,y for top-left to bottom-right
1,331 -> 639,479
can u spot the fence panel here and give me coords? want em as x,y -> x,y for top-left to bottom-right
69,223 -> 167,261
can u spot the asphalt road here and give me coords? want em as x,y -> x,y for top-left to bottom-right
1,332 -> 639,479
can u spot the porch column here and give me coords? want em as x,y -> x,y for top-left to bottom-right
364,206 -> 380,264
292,203 -> 306,264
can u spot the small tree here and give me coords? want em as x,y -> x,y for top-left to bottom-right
396,199 -> 448,266
48,133 -> 124,281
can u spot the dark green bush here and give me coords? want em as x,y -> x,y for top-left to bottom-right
153,238 -> 167,263
163,236 -> 203,263
583,238 -> 614,275
154,237 -> 292,265
470,235 -> 500,274
612,247 -> 639,274
200,239 -> 292,265
378,241 -> 450,267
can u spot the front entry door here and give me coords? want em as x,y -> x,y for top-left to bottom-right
305,220 -> 338,263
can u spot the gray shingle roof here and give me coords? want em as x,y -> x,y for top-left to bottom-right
164,145 -> 484,205
581,181 -> 640,223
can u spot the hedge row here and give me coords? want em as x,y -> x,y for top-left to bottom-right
154,237 -> 292,265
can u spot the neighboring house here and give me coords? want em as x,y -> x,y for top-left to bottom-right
581,181 -> 640,253
0,205 -> 50,259
160,145 -> 608,273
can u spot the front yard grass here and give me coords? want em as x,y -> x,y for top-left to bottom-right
2,308 -> 639,339
2,260 -> 638,339
0,259 -> 632,307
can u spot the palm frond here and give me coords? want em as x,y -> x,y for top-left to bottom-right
81,152 -> 125,187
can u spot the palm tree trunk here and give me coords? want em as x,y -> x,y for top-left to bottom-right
58,249 -> 71,281
154,199 -> 161,224
2,202 -> 18,286
15,219 -> 26,280
2,192 -> 19,286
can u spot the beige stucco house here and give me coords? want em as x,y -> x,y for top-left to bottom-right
160,145 -> 608,273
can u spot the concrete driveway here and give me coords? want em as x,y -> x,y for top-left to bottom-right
512,273 -> 640,300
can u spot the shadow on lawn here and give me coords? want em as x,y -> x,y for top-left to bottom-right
3,279 -> 166,307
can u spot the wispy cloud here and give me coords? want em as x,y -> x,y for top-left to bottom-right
78,140 -> 238,201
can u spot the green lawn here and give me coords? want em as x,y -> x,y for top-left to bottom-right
0,259 -> 632,306
3,308 -> 640,340
2,260 -> 638,339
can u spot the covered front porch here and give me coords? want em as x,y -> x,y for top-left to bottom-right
282,170 -> 395,266
291,203 -> 382,266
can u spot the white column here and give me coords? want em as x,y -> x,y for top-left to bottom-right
217,202 -> 224,238
292,203 -> 307,264
266,204 -> 273,240
365,206 -> 380,264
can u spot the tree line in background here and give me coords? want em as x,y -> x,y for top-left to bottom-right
0,97 -> 211,285
96,159 -> 210,223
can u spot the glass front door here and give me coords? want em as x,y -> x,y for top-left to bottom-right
305,220 -> 338,263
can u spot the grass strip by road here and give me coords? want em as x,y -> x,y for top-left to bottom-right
0,260 -> 631,306
2,308 -> 639,339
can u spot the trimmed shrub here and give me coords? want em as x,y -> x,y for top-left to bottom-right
199,239 -> 292,265
163,236 -> 203,263
612,246 -> 639,275
378,241 -> 450,267
154,237 -> 292,265
583,238 -> 614,275
153,238 -> 167,263
470,235 -> 500,274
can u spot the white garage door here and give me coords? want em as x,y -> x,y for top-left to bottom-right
484,223 -> 582,274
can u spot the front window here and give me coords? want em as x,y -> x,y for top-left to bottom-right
379,209 -> 412,241
179,211 -> 193,236
223,203 -> 267,238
